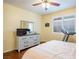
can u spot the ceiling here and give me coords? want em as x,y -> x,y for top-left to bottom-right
4,0 -> 76,15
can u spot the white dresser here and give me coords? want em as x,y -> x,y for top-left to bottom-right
16,34 -> 40,52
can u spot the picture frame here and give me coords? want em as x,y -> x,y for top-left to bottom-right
45,23 -> 50,27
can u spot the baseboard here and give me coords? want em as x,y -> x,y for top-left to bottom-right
3,48 -> 16,53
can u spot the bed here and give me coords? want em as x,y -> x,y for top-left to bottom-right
22,40 -> 76,59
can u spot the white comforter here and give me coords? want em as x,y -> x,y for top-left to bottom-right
22,40 -> 76,59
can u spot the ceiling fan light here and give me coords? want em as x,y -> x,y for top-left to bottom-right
42,3 -> 50,8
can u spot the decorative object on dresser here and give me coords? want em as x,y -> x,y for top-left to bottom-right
16,34 -> 40,52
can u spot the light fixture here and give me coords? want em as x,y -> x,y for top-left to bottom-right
32,0 -> 60,10
42,2 -> 50,10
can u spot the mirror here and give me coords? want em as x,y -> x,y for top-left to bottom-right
20,21 -> 34,32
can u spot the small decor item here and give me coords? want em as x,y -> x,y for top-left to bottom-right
45,23 -> 50,27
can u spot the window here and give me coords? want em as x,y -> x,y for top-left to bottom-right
53,14 -> 76,33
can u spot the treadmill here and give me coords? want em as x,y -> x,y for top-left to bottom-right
61,29 -> 76,42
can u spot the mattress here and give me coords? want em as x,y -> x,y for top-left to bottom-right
22,40 -> 76,59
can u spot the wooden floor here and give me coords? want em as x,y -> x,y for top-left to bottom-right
3,43 -> 44,59
3,49 -> 27,59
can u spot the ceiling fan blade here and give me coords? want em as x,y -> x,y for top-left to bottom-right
32,2 -> 42,6
50,2 -> 60,6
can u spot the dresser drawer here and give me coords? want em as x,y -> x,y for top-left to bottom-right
23,44 -> 29,48
20,37 -> 28,42
33,41 -> 40,45
21,36 -> 27,40
17,35 -> 40,52
34,35 -> 40,39
20,41 -> 29,49
33,38 -> 40,43
21,40 -> 29,45
28,36 -> 34,39
20,44 -> 29,50
18,36 -> 27,41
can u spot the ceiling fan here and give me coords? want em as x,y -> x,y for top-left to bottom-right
32,0 -> 60,10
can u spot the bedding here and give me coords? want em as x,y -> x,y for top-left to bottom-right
22,40 -> 76,59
